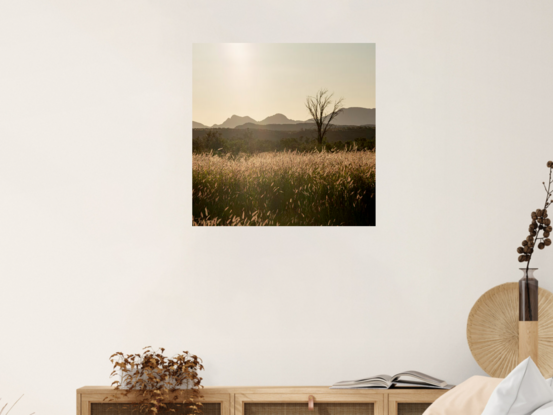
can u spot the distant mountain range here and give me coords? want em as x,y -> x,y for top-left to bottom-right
313,107 -> 375,126
259,113 -> 304,125
193,107 -> 375,129
235,122 -> 325,131
193,121 -> 208,128
209,113 -> 304,128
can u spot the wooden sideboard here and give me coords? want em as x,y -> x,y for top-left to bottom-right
77,386 -> 449,415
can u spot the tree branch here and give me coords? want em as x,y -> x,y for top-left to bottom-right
305,89 -> 344,145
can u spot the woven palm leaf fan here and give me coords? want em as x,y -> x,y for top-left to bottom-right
467,282 -> 553,378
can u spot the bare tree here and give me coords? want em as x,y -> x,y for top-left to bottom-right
305,89 -> 344,145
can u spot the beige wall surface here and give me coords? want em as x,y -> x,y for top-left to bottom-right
1,1 -> 553,414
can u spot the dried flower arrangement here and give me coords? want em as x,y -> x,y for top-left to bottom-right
108,347 -> 204,415
517,161 -> 553,264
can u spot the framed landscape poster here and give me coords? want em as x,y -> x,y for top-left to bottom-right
193,43 -> 375,226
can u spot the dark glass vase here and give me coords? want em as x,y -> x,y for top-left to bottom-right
519,268 -> 539,321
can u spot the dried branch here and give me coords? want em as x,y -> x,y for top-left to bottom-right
518,162 -> 553,266
0,395 -> 33,415
305,89 -> 344,146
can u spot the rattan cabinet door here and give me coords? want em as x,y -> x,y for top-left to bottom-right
80,393 -> 230,415
388,392 -> 445,415
236,393 -> 384,415
90,402 -> 222,415
396,403 -> 431,415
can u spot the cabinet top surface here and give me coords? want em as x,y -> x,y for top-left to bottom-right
77,386 -> 448,395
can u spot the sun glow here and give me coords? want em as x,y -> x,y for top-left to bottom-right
226,43 -> 251,62
224,43 -> 254,92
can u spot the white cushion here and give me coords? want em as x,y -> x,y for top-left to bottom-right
533,402 -> 553,415
482,358 -> 553,415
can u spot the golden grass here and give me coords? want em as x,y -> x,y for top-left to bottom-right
193,150 -> 376,226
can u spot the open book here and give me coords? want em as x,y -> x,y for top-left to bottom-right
331,371 -> 454,389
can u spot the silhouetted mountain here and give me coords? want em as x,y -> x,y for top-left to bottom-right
193,121 -> 208,128
258,113 -> 303,125
305,107 -> 375,125
236,123 -> 318,131
212,115 -> 257,129
206,107 -> 375,129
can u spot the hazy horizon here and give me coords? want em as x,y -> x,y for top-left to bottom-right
193,43 -> 375,126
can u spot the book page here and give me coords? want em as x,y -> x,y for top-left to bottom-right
391,371 -> 447,387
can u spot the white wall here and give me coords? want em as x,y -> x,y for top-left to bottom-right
2,1 -> 553,413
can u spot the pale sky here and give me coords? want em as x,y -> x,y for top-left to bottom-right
193,43 -> 375,126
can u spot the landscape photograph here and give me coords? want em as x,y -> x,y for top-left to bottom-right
193,43 -> 376,226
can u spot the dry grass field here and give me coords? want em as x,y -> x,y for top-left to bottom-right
193,150 -> 376,226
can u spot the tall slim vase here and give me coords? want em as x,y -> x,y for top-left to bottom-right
519,268 -> 539,364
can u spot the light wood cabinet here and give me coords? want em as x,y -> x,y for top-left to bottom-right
77,386 -> 448,415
